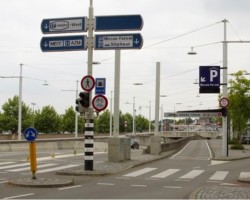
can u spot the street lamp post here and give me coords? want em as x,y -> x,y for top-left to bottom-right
18,63 -> 23,140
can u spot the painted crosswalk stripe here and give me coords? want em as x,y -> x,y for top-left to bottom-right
178,170 -> 204,179
7,163 -> 57,172
151,169 -> 180,178
0,162 -> 15,166
0,163 -> 29,170
37,164 -> 79,173
209,171 -> 229,181
239,172 -> 250,179
123,168 -> 157,177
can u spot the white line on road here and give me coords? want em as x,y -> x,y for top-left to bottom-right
163,186 -> 182,189
0,163 -> 29,170
3,193 -> 35,199
0,181 -> 8,184
209,171 -> 229,181
179,170 -> 204,179
0,162 -> 15,166
58,185 -> 82,190
151,169 -> 180,179
37,164 -> 79,173
7,163 -> 57,172
97,183 -> 115,186
131,184 -> 147,187
123,167 -> 157,177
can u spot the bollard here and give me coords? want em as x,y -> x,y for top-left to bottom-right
29,142 -> 37,179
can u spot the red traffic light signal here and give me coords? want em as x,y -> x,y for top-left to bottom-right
79,92 -> 90,108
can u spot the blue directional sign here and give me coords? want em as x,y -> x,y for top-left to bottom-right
40,35 -> 87,52
95,78 -> 106,95
95,34 -> 143,50
199,66 -> 220,93
95,15 -> 143,31
24,127 -> 38,142
41,17 -> 87,34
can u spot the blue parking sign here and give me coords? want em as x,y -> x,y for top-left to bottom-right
199,66 -> 220,93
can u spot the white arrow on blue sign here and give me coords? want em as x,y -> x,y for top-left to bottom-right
40,35 -> 87,52
95,15 -> 143,32
24,127 -> 38,142
94,34 -> 143,50
41,17 -> 87,34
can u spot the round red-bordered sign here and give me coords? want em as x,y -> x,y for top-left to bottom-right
92,95 -> 108,112
81,75 -> 95,92
220,97 -> 229,108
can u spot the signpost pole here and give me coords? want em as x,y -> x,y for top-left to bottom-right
113,50 -> 121,137
84,0 -> 94,171
29,142 -> 37,179
222,19 -> 228,157
154,62 -> 160,135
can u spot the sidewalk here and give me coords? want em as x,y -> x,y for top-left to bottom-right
8,139 -> 250,199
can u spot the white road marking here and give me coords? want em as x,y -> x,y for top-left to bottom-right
209,171 -> 229,181
3,193 -> 35,199
123,167 -> 157,177
0,180 -> 8,184
239,172 -> 250,179
170,142 -> 191,159
7,163 -> 57,172
178,170 -> 204,179
210,160 -> 230,166
0,162 -> 15,166
58,185 -> 82,190
97,183 -> 115,186
206,140 -> 213,159
131,184 -> 147,187
0,163 -> 29,170
163,186 -> 182,189
151,169 -> 180,178
37,164 -> 79,173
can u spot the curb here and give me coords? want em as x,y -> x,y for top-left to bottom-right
8,177 -> 74,188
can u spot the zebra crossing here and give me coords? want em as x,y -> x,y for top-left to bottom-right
120,167 -> 250,182
0,161 -> 80,174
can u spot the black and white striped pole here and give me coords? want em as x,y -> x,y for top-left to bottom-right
85,0 -> 94,171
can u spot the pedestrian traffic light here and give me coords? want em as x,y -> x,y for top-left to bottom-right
221,107 -> 228,117
75,98 -> 85,114
79,92 -> 90,108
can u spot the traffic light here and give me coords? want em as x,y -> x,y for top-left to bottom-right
75,98 -> 85,113
221,107 -> 228,117
79,92 -> 90,108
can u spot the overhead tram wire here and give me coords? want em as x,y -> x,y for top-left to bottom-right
99,20 -> 223,63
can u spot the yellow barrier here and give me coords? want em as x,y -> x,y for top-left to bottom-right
29,142 -> 37,179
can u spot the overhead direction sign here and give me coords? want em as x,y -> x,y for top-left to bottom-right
199,66 -> 220,93
41,17 -> 87,34
95,34 -> 143,50
164,112 -> 222,118
95,15 -> 143,31
40,35 -> 87,52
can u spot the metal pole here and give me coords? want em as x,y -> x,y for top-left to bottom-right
154,62 -> 160,135
84,0 -> 94,171
18,63 -> 23,140
75,80 -> 79,138
133,96 -> 135,135
113,50 -> 121,137
222,19 -> 228,157
149,100 -> 151,133
109,90 -> 113,136
161,104 -> 163,134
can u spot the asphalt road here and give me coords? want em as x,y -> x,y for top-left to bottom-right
1,140 -> 250,199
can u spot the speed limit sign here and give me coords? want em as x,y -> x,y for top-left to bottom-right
220,97 -> 229,107
92,95 -> 108,112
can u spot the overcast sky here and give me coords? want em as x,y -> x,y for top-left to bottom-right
0,0 -> 250,119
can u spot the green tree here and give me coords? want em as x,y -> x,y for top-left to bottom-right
135,114 -> 149,132
35,105 -> 61,133
228,70 -> 250,138
61,107 -> 76,133
95,110 -> 110,133
0,96 -> 32,133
